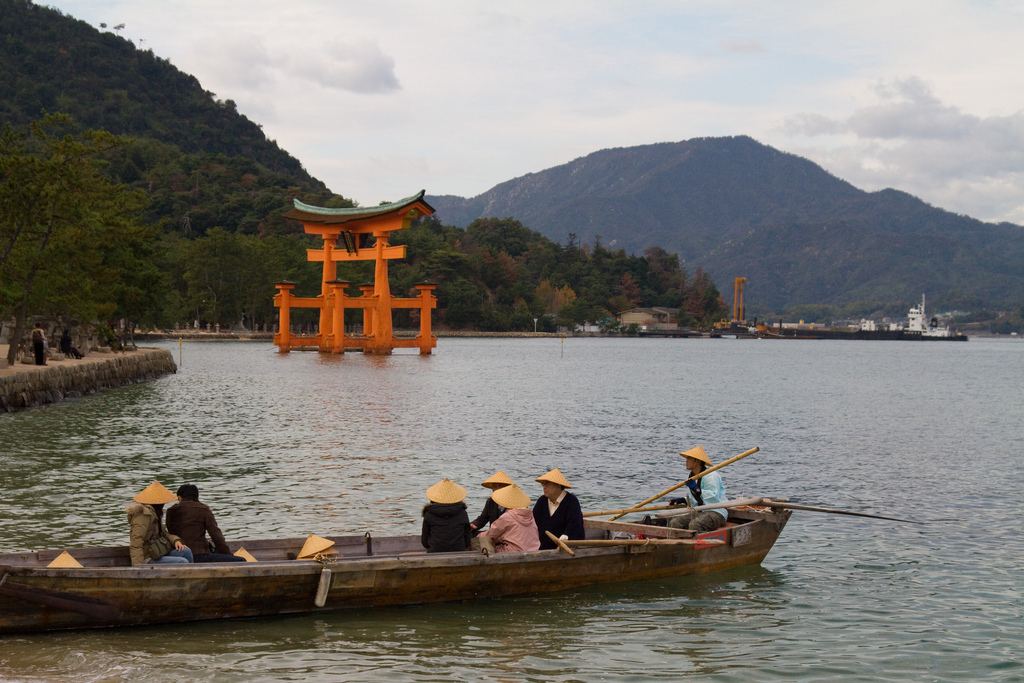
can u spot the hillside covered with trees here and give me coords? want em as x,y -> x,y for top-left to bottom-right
0,0 -> 727,342
429,137 -> 1024,313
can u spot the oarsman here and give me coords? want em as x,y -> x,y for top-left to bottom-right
666,446 -> 728,532
469,470 -> 513,534
166,484 -> 245,563
532,468 -> 585,549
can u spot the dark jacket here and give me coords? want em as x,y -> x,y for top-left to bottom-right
421,502 -> 471,553
166,499 -> 231,556
470,497 -> 506,531
533,491 -> 585,549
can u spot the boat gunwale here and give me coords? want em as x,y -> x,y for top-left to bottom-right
0,509 -> 787,579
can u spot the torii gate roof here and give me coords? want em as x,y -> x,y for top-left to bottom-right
283,190 -> 435,226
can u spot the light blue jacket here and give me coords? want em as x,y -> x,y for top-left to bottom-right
684,471 -> 728,520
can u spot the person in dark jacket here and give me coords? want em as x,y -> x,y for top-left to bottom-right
60,329 -> 84,359
31,323 -> 46,365
532,468 -> 585,549
421,478 -> 471,553
166,484 -> 245,563
469,470 -> 513,535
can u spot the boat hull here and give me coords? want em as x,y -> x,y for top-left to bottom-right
0,508 -> 789,633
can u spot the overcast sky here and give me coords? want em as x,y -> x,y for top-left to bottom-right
46,0 -> 1024,225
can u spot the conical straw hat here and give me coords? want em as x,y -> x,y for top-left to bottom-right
481,470 -> 514,490
233,548 -> 258,563
491,484 -> 530,510
133,480 -> 177,504
47,551 -> 83,568
680,446 -> 712,465
426,478 -> 467,504
297,534 -> 336,559
535,468 -> 572,488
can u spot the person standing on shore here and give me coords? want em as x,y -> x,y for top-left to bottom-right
31,323 -> 46,365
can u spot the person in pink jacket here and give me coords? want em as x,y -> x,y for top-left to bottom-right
480,484 -> 541,553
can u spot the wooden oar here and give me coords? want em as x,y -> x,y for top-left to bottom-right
584,503 -> 681,518
563,538 -> 724,547
607,446 -> 759,521
760,501 -> 926,525
0,570 -> 120,621
587,496 -> 765,518
544,531 -> 575,556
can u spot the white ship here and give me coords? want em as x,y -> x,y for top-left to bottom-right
889,295 -> 952,337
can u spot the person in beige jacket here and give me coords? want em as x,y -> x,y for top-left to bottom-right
126,481 -> 193,565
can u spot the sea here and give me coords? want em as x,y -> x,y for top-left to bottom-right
0,337 -> 1021,682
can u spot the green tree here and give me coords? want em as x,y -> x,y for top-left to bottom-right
1,114 -> 158,363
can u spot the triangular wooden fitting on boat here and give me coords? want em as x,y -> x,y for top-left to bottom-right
46,551 -> 83,568
233,548 -> 258,563
297,534 -> 336,559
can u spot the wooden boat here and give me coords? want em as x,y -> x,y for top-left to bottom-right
0,504 -> 790,634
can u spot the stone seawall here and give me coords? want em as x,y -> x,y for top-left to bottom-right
0,349 -> 177,413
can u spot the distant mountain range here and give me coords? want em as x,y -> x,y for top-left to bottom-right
428,137 -> 1024,310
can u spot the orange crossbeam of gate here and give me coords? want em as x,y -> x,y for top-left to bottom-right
272,191 -> 438,355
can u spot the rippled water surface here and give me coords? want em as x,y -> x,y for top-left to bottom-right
1,338 -> 1022,682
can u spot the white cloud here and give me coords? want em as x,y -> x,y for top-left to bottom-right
38,0 -> 1024,221
782,78 -> 1024,221
286,39 -> 401,95
720,39 -> 768,54
189,36 -> 274,91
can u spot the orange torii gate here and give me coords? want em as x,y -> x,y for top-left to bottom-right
273,191 -> 437,355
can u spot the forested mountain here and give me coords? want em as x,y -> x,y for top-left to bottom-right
429,137 -> 1024,311
0,0 -> 334,238
1,0 -> 726,336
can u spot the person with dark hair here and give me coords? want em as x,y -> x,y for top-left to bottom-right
469,470 -> 513,535
60,329 -> 84,359
166,484 -> 245,563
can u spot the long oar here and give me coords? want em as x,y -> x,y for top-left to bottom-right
608,446 -> 759,521
760,501 -> 925,525
563,538 -> 725,547
586,496 -> 765,518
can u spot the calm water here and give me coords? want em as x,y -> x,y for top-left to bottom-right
0,338 -> 1021,682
